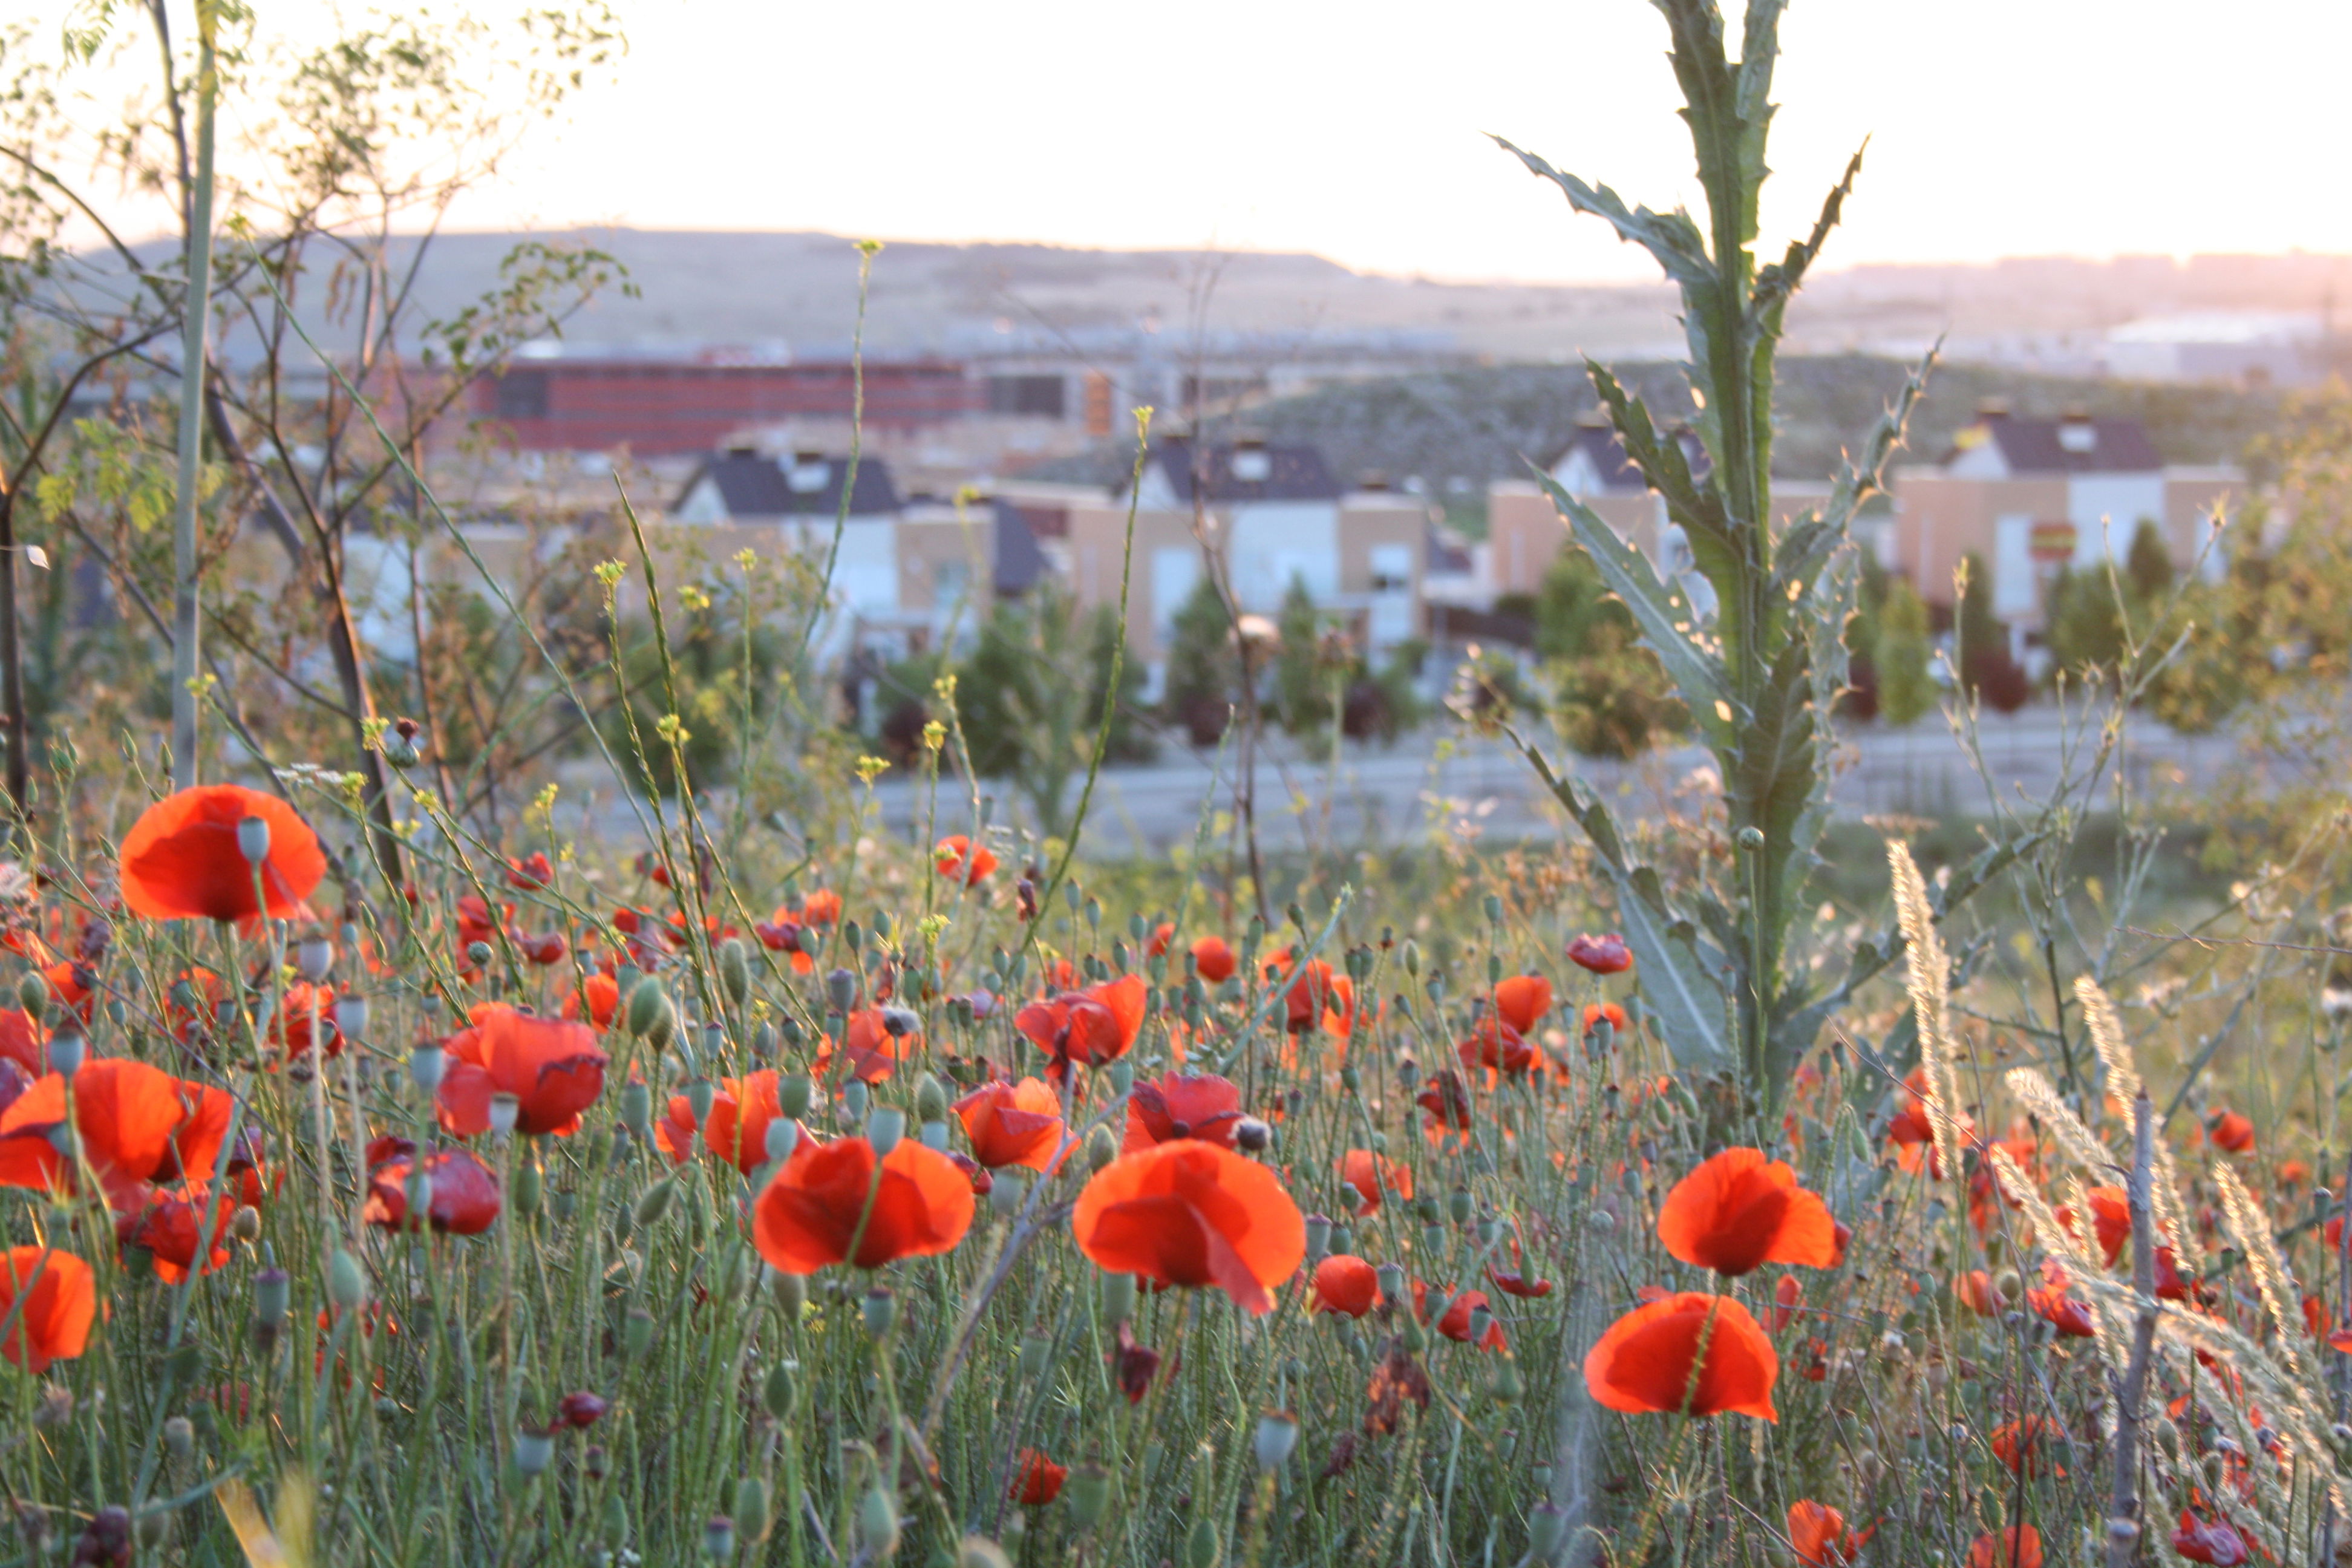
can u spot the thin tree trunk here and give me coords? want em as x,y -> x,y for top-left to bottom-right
168,16 -> 218,786
0,482 -> 27,824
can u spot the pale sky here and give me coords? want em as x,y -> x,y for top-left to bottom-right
74,1 -> 2352,283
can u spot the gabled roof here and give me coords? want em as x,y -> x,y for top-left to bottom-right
1949,417 -> 2161,475
675,450 -> 901,518
991,500 -> 1050,596
1545,421 -> 1709,494
1142,437 -> 1340,503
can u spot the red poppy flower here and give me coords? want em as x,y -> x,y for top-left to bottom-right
43,961 -> 94,1027
1010,1449 -> 1067,1506
436,1004 -> 609,1138
564,973 -> 621,1031
1416,1070 -> 1473,1134
798,888 -> 843,926
1492,975 -> 1553,1034
0,1059 -> 227,1207
2077,1184 -> 2132,1267
2208,1110 -> 2255,1153
1567,933 -> 1632,974
1073,1141 -> 1305,1316
953,1078 -> 1067,1171
1339,1149 -> 1412,1214
1769,1273 -> 1804,1331
1488,1261 -> 1556,1299
2172,1511 -> 2249,1566
557,1391 -> 609,1428
1655,1148 -> 1838,1277
1269,954 -> 1354,1037
507,853 -> 554,890
1990,1416 -> 2059,1478
2027,1262 -> 2095,1338
116,1184 -> 231,1282
1016,976 -> 1146,1070
1582,1001 -> 1629,1038
264,981 -> 341,1059
934,835 -> 998,886
823,1009 -> 918,1085
1458,1018 -> 1540,1077
1191,936 -> 1237,984
0,1008 -> 50,1079
363,1147 -> 503,1235
1124,1071 -> 1244,1152
754,913 -> 817,973
1965,1526 -> 2042,1568
691,1071 -> 791,1174
1312,1255 -> 1381,1317
1956,1269 -> 2000,1316
514,932 -> 567,967
1788,1500 -> 1866,1567
1413,1281 -> 1506,1349
1583,1291 -> 1779,1420
2154,1245 -> 2194,1303
751,1135 -> 975,1273
118,785 -> 327,924
0,1247 -> 96,1373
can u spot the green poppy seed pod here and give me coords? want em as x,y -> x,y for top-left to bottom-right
866,1106 -> 906,1158
1254,1410 -> 1299,1472
771,1269 -> 807,1315
409,1044 -> 445,1093
1304,1214 -> 1331,1262
1106,1059 -> 1134,1097
514,1157 -> 543,1218
622,1080 -> 653,1140
1063,1465 -> 1111,1530
1402,941 -> 1420,978
688,1077 -> 717,1128
601,1494 -> 630,1550
255,1266 -> 290,1329
515,1428 -> 555,1477
957,1537 -> 1013,1568
1647,1096 -> 1674,1130
229,1204 -> 262,1243
624,1308 -> 656,1362
767,1119 -> 800,1163
327,1249 -> 366,1312
1414,1194 -> 1442,1226
733,1477 -> 771,1544
842,918 -> 865,955
1994,1269 -> 2023,1304
1183,1518 -> 1219,1568
1476,1215 -> 1500,1246
1589,1207 -> 1616,1232
634,1178 -> 676,1229
1339,1067 -> 1362,1094
466,940 -> 494,970
1527,1503 -> 1569,1563
1448,1188 -> 1472,1226
989,1169 -> 1026,1218
762,1359 -> 800,1419
702,1515 -> 736,1561
857,1483 -> 899,1559
916,1076 -> 949,1123
1589,1018 -> 1615,1056
753,1021 -> 779,1059
843,1078 -> 871,1122
718,939 -> 751,1007
235,814 -> 271,864
1086,1125 -> 1117,1172
1328,1224 -> 1353,1256
1345,946 -> 1371,981
163,1413 -> 195,1458
625,978 -> 665,1039
1376,1261 -> 1406,1302
46,1029 -> 82,1077
1101,1270 -> 1137,1323
1018,1332 -> 1052,1381
1420,1223 -> 1447,1255
1736,824 -> 1766,851
297,936 -> 334,982
16,972 -> 44,1021
1401,1312 -> 1428,1354
1467,1305 -> 1494,1345
862,1287 -> 897,1338
779,1073 -> 814,1119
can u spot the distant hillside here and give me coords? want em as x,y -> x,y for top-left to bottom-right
1024,356 -> 2284,506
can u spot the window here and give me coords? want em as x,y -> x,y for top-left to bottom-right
987,374 -> 1066,418
1370,543 -> 1413,593
492,371 -> 549,419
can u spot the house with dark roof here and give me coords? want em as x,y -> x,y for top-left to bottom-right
669,447 -> 904,632
1889,405 -> 2244,647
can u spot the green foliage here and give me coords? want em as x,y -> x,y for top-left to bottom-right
954,587 -> 1153,835
1873,579 -> 1937,726
1271,577 -> 1338,743
1532,545 -> 1685,757
2125,516 -> 2174,601
1161,572 -> 1238,744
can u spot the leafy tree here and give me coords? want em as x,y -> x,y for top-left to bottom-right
1530,543 -> 1628,660
1874,579 -> 1937,726
1955,550 -> 2028,712
2042,564 -> 2129,681
953,587 -> 1151,835
2125,517 -> 2175,601
1272,576 -> 1335,742
1160,572 -> 1236,745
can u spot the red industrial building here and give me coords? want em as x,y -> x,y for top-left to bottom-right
468,358 -> 979,454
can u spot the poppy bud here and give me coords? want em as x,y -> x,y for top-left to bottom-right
627,979 -> 668,1040
913,1074 -> 950,1124
771,1270 -> 806,1315
1254,1410 -> 1299,1472
764,1068 -> 811,1120
9,970 -> 42,1024
990,1169 -> 1026,1218
762,1360 -> 800,1420
1101,1270 -> 1137,1323
1994,1269 -> 2023,1304
515,1428 -> 555,1477
1486,953 -> 1503,985
47,1029 -> 83,1077
753,1021 -> 778,1059
624,1308 -> 656,1362
635,1178 -> 676,1229
1184,1518 -> 1219,1568
1087,1126 -> 1118,1172
1329,1223 -> 1353,1256
466,940 -> 495,970
1018,1333 -> 1053,1381
328,1249 -> 366,1312
1063,1465 -> 1112,1530
514,1157 -> 543,1218
255,1265 -> 290,1330
867,1107 -> 906,1158
408,1044 -> 444,1092
614,1082 -> 651,1143
862,1287 -> 897,1338
702,1515 -> 736,1561
1426,975 -> 1446,1004
1376,1261 -> 1405,1301
1736,825 -> 1765,851
958,1537 -> 1013,1568
298,937 -> 335,982
488,1093 -> 522,1137
1527,1503 -> 1568,1560
1304,1214 -> 1331,1262
826,969 -> 858,1014
857,1485 -> 899,1558
766,1119 -> 799,1164
235,814 -> 271,864
583,1444 -> 609,1481
843,1080 -> 871,1123
1235,1117 -> 1271,1153
717,939 -> 751,1006
229,1203 -> 261,1243
733,1477 -> 771,1544
687,1077 -> 717,1128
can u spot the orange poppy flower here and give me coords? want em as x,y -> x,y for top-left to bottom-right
1413,1281 -> 1507,1348
1016,975 -> 1146,1070
1956,1269 -> 2000,1316
1191,936 -> 1237,984
42,961 -> 94,1027
1582,1001 -> 1630,1038
1145,923 -> 1174,959
1769,1273 -> 1803,1331
799,888 -> 843,926
0,1059 -> 226,1207
1072,1141 -> 1305,1316
751,1135 -> 975,1273
265,981 -> 340,1059
2083,1184 -> 2131,1267
564,973 -> 621,1031
820,1009 -> 918,1085
118,784 -> 327,924
116,1183 -> 232,1281
1567,933 -> 1632,974
2172,1511 -> 2249,1567
1010,1449 -> 1067,1506
1788,1500 -> 1866,1567
1269,954 -> 1354,1037
362,1144 -> 502,1235
0,1247 -> 96,1372
436,1004 -> 609,1138
953,1078 -> 1067,1171
1124,1071 -> 1244,1152
1965,1526 -> 2042,1568
2208,1110 -> 2255,1153
1655,1148 -> 1838,1277
1991,1416 -> 2059,1478
1492,975 -> 1553,1034
1312,1255 -> 1381,1317
506,853 -> 554,890
0,1008 -> 49,1079
1583,1291 -> 1779,1420
2027,1261 -> 2095,1338
704,1071 -> 792,1174
934,835 -> 998,886
1339,1148 -> 1412,1214
1458,1018 -> 1540,1077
